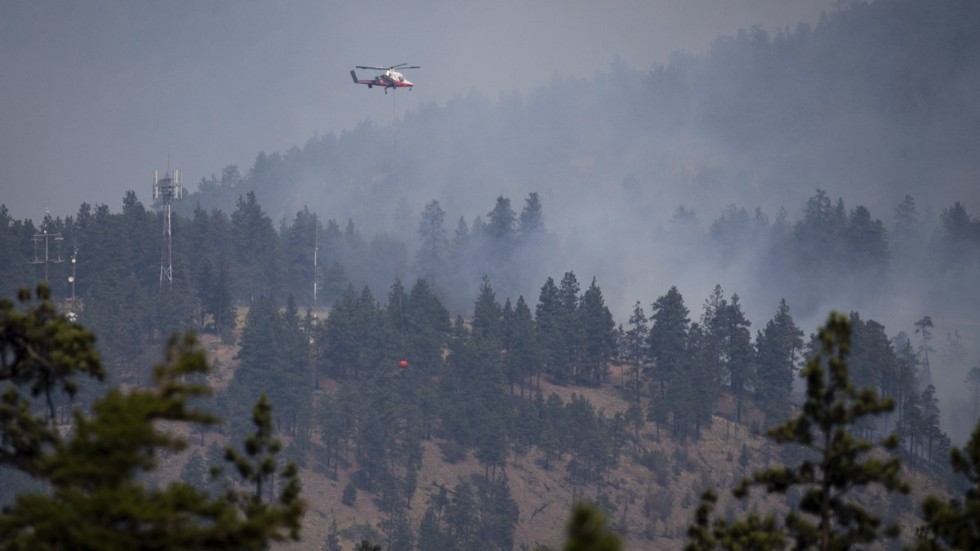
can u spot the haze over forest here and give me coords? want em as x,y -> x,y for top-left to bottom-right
4,0 -> 980,428
3,1 -> 980,548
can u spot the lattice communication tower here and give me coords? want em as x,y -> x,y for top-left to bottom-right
30,212 -> 64,282
153,170 -> 182,288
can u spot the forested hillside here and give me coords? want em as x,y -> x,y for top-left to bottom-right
184,0 -> 980,227
2,1 -> 980,549
170,0 -> 980,380
2,188 -> 979,548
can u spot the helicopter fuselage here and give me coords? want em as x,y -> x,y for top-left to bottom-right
351,65 -> 417,93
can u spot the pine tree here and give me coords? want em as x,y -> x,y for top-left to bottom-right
754,298 -> 803,426
518,192 -> 545,240
711,293 -> 753,425
486,196 -> 516,253
504,295 -> 539,398
967,365 -> 980,424
417,200 -> 450,292
323,518 -> 343,551
231,191 -> 283,300
281,207 -> 321,305
405,278 -> 451,370
686,312 -> 909,551
0,285 -> 103,471
624,301 -> 649,402
563,502 -> 622,551
914,316 -> 935,387
579,278 -> 616,386
916,421 -> 980,550
221,394 -> 304,530
648,286 -> 689,398
557,272 -> 584,384
536,277 -> 564,383
0,293 -> 304,549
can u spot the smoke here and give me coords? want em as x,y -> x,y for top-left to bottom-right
4,0 -> 980,440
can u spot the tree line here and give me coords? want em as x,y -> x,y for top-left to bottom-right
2,287 -> 979,549
4,185 -> 979,334
211,268 -> 959,548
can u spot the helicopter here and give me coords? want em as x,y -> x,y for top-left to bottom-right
350,63 -> 420,94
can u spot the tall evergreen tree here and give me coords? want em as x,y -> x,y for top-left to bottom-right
647,286 -> 689,397
405,278 -> 451,370
517,192 -> 545,240
579,278 -> 616,386
843,205 -> 889,283
891,194 -> 924,270
670,322 -> 716,440
281,207 -> 321,306
231,191 -> 283,300
624,301 -> 649,402
754,298 -> 804,426
967,365 -> 980,424
187,207 -> 235,334
0,291 -> 304,549
916,421 -> 980,550
469,279 -> 510,479
687,312 -> 909,551
486,196 -> 516,261
563,502 -> 622,551
704,290 -> 753,425
536,277 -> 564,383
557,272 -> 584,384
503,295 -> 539,398
914,315 -> 935,387
417,200 -> 450,292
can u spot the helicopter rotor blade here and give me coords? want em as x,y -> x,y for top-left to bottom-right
355,64 -> 420,71
354,64 -> 420,74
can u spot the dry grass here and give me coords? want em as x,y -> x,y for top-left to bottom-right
163,339 -> 948,551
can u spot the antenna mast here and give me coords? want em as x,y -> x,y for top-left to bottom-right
153,169 -> 182,288
30,211 -> 64,282
313,229 -> 319,319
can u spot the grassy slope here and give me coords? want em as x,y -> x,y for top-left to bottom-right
183,333 -> 946,551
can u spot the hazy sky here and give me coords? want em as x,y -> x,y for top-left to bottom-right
1,0 -> 837,219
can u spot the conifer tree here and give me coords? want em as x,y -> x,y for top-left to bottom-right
563,502 -> 621,551
0,289 -> 304,549
711,293 -> 753,425
504,295 -> 539,397
648,286 -> 689,397
536,277 -> 564,383
624,301 -> 649,402
0,285 -> 103,471
323,518 -> 343,551
687,312 -> 909,551
916,421 -> 980,550
754,298 -> 803,426
231,191 -> 283,299
417,200 -> 450,291
518,191 -> 545,240
558,272 -> 584,384
579,278 -> 616,386
967,365 -> 980,423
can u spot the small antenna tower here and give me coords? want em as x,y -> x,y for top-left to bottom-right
30,211 -> 64,282
153,169 -> 182,288
312,229 -> 319,320
68,248 -> 77,303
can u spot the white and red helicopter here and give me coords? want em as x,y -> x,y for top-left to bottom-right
350,63 -> 420,94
